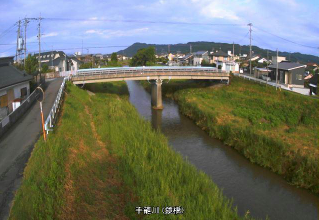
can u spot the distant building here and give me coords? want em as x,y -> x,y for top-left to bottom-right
36,51 -> 81,72
94,53 -> 103,60
258,58 -> 269,64
247,55 -> 260,61
271,56 -> 286,65
192,51 -> 209,66
0,57 -> 33,120
268,62 -> 306,88
209,50 -> 230,63
76,54 -> 93,64
68,56 -> 82,71
180,54 -> 193,66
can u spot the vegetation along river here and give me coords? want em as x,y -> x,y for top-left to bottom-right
126,80 -> 319,220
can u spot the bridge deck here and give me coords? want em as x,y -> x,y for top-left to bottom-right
72,66 -> 229,84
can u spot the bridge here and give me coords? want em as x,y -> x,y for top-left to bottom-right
71,66 -> 229,109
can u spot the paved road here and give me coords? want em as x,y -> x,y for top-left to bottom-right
0,78 -> 64,220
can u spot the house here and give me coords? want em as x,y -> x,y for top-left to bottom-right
94,53 -> 103,60
215,61 -> 239,73
68,56 -> 82,71
0,57 -> 33,120
271,56 -> 286,64
193,51 -> 209,66
180,54 -> 193,66
36,51 -> 68,72
76,54 -> 93,63
258,58 -> 269,64
247,55 -> 260,61
209,50 -> 230,64
268,62 -> 306,88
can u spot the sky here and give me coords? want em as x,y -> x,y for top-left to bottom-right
0,0 -> 318,58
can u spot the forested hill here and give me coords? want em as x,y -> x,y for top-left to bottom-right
117,42 -> 319,64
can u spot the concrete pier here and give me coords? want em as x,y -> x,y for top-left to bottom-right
151,79 -> 163,109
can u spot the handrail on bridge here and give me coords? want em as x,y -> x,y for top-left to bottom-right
74,66 -> 225,77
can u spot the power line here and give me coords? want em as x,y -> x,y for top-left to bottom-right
42,17 -> 246,26
0,23 -> 17,40
254,26 -> 318,49
236,31 -> 250,45
26,45 -> 129,54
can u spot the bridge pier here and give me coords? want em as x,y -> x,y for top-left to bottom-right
151,79 -> 163,109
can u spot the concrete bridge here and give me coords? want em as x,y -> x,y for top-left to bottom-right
71,66 -> 229,109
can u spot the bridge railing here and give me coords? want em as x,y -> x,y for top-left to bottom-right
44,76 -> 69,134
74,67 -> 225,77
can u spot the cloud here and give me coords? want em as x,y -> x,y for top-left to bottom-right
43,32 -> 58,38
85,27 -> 150,38
200,4 -> 239,20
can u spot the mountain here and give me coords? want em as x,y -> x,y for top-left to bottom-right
117,42 -> 319,64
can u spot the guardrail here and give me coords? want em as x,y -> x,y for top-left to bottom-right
233,73 -> 270,84
44,77 -> 69,134
75,66 -> 224,77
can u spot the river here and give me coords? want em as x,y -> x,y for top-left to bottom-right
126,80 -> 319,220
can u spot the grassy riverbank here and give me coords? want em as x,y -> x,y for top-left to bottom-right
143,77 -> 319,194
10,81 -> 251,219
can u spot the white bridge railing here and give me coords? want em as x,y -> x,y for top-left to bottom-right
74,66 -> 224,77
44,77 -> 69,134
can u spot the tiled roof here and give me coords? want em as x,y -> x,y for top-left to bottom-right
210,51 -> 229,57
268,62 -> 306,70
0,64 -> 33,90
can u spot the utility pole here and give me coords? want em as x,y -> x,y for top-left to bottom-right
24,18 -> 29,67
38,15 -> 42,78
51,47 -> 53,70
276,49 -> 278,90
16,20 -> 21,63
248,23 -> 252,75
190,44 -> 192,54
65,53 -> 67,71
81,38 -> 83,55
233,42 -> 235,60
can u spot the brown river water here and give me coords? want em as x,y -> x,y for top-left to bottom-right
126,80 -> 319,220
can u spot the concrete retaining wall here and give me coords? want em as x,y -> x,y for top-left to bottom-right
0,84 -> 45,139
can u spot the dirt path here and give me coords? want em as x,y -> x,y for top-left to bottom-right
59,94 -> 129,220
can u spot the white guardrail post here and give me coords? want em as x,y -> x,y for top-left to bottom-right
44,77 -> 69,135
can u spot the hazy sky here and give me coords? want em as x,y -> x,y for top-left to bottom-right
0,0 -> 318,57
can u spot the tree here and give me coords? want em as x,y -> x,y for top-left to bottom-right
25,54 -> 38,76
111,52 -> 118,63
80,62 -> 92,69
130,47 -> 156,66
41,64 -> 49,73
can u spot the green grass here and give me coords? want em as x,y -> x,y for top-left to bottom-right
143,77 -> 319,194
10,82 -> 253,219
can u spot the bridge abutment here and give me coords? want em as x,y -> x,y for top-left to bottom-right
151,79 -> 163,109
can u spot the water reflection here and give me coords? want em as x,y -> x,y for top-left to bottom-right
151,108 -> 162,130
126,80 -> 319,220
